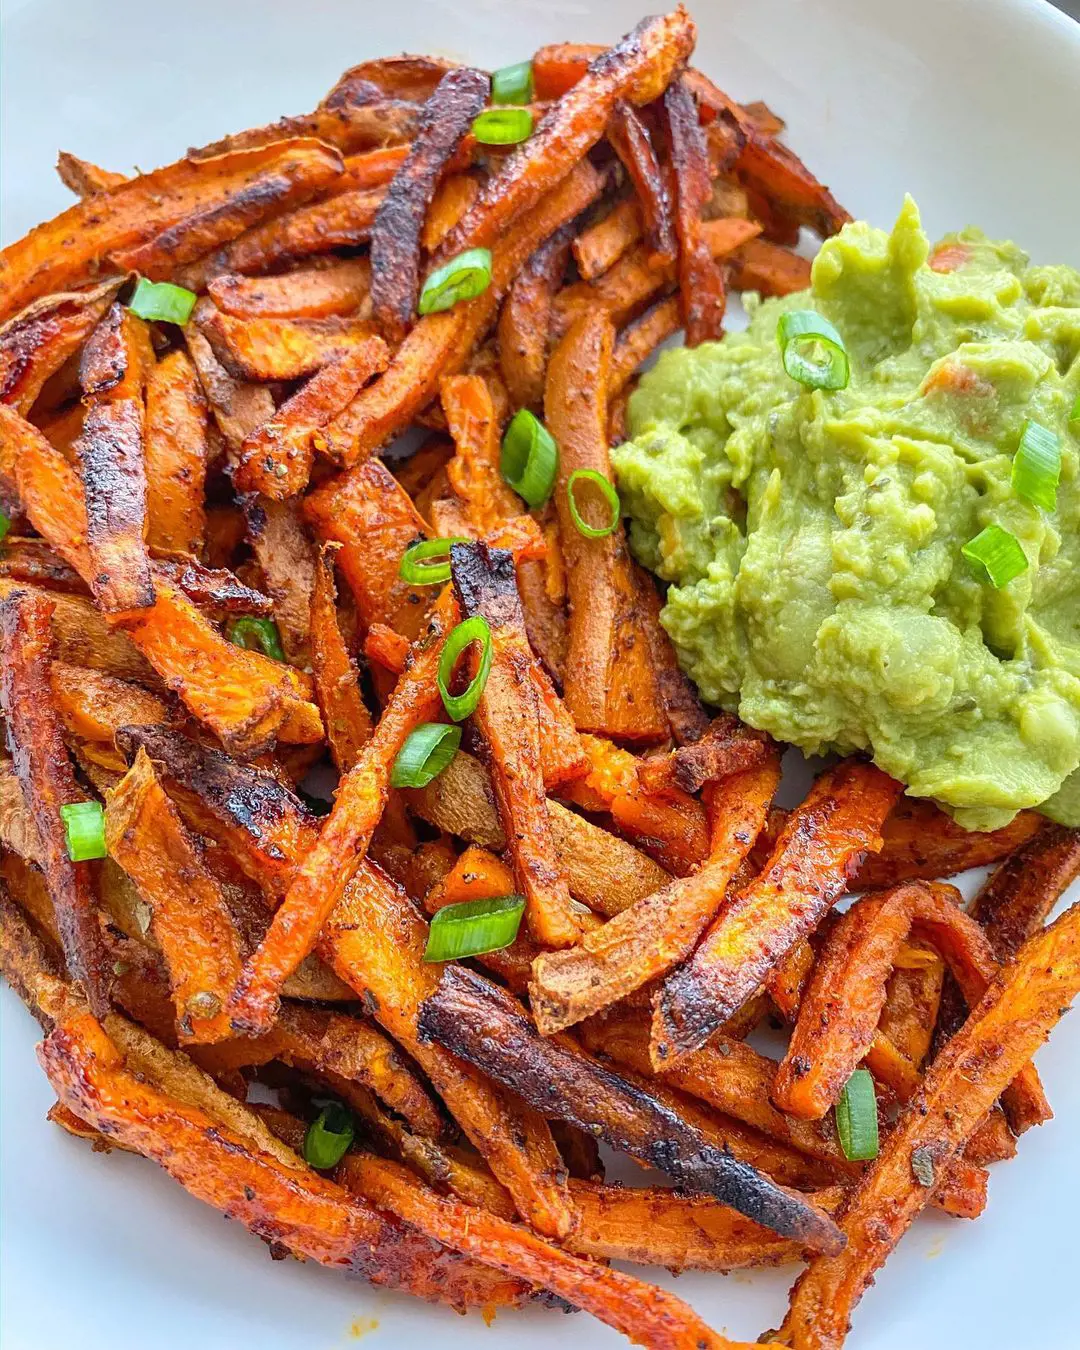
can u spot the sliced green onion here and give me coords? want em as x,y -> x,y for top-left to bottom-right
303,1102 -> 355,1170
437,616 -> 493,721
226,616 -> 286,662
60,801 -> 107,862
418,248 -> 492,316
0,509 -> 10,545
424,894 -> 526,961
567,468 -> 620,538
491,60 -> 533,105
127,277 -> 197,325
961,524 -> 1029,589
472,107 -> 534,146
777,309 -> 850,391
391,723 -> 462,788
1012,420 -> 1060,511
399,537 -> 468,586
500,409 -> 558,508
835,1068 -> 879,1162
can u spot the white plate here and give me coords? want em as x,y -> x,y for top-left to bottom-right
2,1 -> 1079,1347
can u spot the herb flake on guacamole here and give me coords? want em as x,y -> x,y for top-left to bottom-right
613,198 -> 1080,831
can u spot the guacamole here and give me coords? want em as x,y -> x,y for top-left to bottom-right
613,199 -> 1080,830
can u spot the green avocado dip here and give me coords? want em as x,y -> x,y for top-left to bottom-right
613,198 -> 1080,830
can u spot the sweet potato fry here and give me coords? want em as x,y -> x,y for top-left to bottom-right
227,595 -> 452,1033
418,964 -> 843,1253
0,578 -> 150,682
662,76 -> 726,343
208,259 -> 372,321
104,749 -> 242,1043
73,303 -> 155,613
781,897 -> 1080,1350
322,55 -> 458,107
633,567 -> 712,746
0,278 -> 121,414
449,542 -> 578,946
321,865 -> 576,1240
546,307 -> 666,740
320,159 -> 604,465
0,589 -> 109,1013
610,294 -> 681,395
0,538 -> 87,592
440,375 -> 522,530
773,882 -> 1045,1122
243,497 -> 317,665
0,140 -> 344,322
369,69 -> 488,343
555,215 -> 761,334
309,544 -> 372,772
735,131 -> 851,239
852,797 -> 1044,889
639,714 -> 773,796
728,237 -> 811,296
50,663 -> 169,761
410,748 -> 670,915
531,755 -> 781,1033
149,554 -> 272,619
653,762 -> 903,1066
198,305 -> 382,384
353,1155 -> 750,1350
37,1009 -> 525,1311
570,1179 -> 844,1272
55,152 -> 127,198
191,101 -> 418,161
435,9 -> 695,264
303,457 -> 434,640
972,822 -> 1080,961
200,186 -> 384,282
495,226 -> 573,411
607,101 -> 676,266
0,760 -> 44,864
421,172 -> 481,251
143,349 -> 210,556
182,326 -> 275,452
573,197 -> 643,281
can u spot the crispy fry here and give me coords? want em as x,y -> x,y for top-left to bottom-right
610,294 -> 681,395
633,567 -> 712,746
410,748 -> 670,915
735,131 -> 851,239
309,544 -> 372,772
728,236 -> 812,296
440,376 -> 522,529
198,304 -> 382,384
547,306 -> 666,740
532,755 -> 781,1033
0,589 -> 109,1012
37,1010 -> 525,1312
321,865 -> 576,1240
0,279 -> 121,414
781,898 -> 1080,1350
243,497 -> 317,665
418,964 -> 844,1253
370,69 -> 489,343
662,76 -> 726,343
208,259 -> 372,321
573,198 -> 643,282
436,9 -> 695,263
191,104 -> 419,162
55,152 -> 127,198
104,749 -> 242,1043
50,663 -> 169,764
639,714 -> 773,795
607,102 -> 676,266
421,172 -> 481,251
0,578 -> 151,682
183,326 -> 275,451
852,797 -> 1044,889
654,762 -> 903,1066
226,596 -> 451,1033
496,226 -> 573,410
320,159 -> 604,465
0,140 -> 344,322
351,1154 -> 748,1350
0,538 -> 87,592
144,350 -> 210,556
150,554 -> 272,619
322,55 -> 459,106
972,822 -> 1080,961
450,542 -> 579,946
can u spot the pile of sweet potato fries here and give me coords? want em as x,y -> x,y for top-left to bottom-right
2,8 -> 1079,1348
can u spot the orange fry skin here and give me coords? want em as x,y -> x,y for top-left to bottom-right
309,544 -> 373,773
104,749 -> 243,1044
144,349 -> 210,556
653,762 -> 903,1066
440,375 -> 522,530
207,259 -> 372,321
546,307 -> 666,742
972,822 -> 1080,962
728,236 -> 811,297
197,306 -> 383,384
497,227 -> 573,410
0,278 -> 120,415
606,101 -> 676,266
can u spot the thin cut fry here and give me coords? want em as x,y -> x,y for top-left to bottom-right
418,964 -> 844,1253
104,749 -> 242,1043
610,294 -> 681,395
309,543 -> 372,772
55,152 -> 127,198
244,497 -> 317,666
606,101 -> 676,266
0,140 -> 344,322
450,541 -> 579,946
435,8 -> 695,263
728,236 -> 812,296
0,279 -> 121,414
531,755 -> 781,1032
369,68 -> 488,343
573,197 -> 643,281
198,305 -> 382,383
547,306 -> 666,740
0,588 -> 109,1012
638,714 -> 773,795
780,898 -> 1080,1350
207,260 -> 372,321
0,577 -> 151,682
496,226 -> 573,410
653,762 -> 902,1066
144,349 -> 210,556
440,375 -> 522,530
